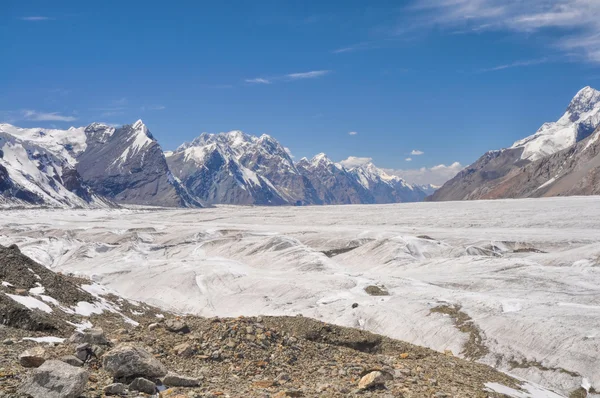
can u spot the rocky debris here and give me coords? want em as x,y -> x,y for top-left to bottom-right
163,372 -> 200,387
68,328 -> 108,345
102,343 -> 167,379
59,355 -> 84,367
19,360 -> 88,398
19,346 -> 46,368
174,342 -> 195,358
128,377 -> 156,394
364,285 -> 390,296
358,371 -> 387,390
103,382 -> 127,396
165,318 -> 190,334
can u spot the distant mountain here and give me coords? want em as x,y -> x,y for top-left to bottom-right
77,121 -> 201,208
0,121 -> 200,208
168,132 -> 425,205
0,122 -> 425,208
431,86 -> 600,201
415,184 -> 439,196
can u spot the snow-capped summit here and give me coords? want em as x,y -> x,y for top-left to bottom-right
512,86 -> 600,161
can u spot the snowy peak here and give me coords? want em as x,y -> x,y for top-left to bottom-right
511,86 -> 600,161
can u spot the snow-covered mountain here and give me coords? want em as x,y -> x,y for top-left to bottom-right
511,86 -> 600,161
431,86 -> 600,201
168,132 -> 426,206
0,124 -> 106,208
0,121 -> 200,208
0,122 -> 425,207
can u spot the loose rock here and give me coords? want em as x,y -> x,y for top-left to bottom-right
165,318 -> 190,334
59,355 -> 84,367
129,377 -> 156,394
358,371 -> 387,390
19,360 -> 88,398
102,343 -> 167,378
103,382 -> 127,396
68,328 -> 108,345
19,346 -> 46,368
163,372 -> 201,387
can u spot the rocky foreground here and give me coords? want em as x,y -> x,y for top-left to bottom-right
0,244 -> 567,397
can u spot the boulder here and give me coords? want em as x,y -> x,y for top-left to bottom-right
19,346 -> 46,368
59,355 -> 84,367
103,382 -> 127,396
174,342 -> 195,358
165,318 -> 190,334
102,343 -> 167,378
358,371 -> 386,390
163,372 -> 200,387
68,328 -> 108,345
19,360 -> 88,398
129,377 -> 156,394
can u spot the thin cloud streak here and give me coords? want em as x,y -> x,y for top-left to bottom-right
480,58 -> 549,72
285,70 -> 330,80
245,70 -> 331,85
20,16 -> 51,21
22,110 -> 77,122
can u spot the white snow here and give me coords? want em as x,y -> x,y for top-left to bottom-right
1,197 -> 600,395
5,293 -> 53,313
66,320 -> 93,332
512,86 -> 600,161
22,336 -> 65,344
2,281 -> 13,287
485,381 -> 565,398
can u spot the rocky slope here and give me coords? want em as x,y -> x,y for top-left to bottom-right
431,86 -> 600,201
0,243 -> 570,397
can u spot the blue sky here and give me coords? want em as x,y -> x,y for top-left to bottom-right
2,0 -> 600,185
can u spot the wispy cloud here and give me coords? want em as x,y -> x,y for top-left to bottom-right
412,0 -> 600,63
480,57 -> 549,72
141,105 -> 166,111
384,162 -> 463,186
245,78 -> 271,84
405,157 -> 413,162
20,16 -> 51,21
111,97 -> 128,106
348,131 -> 358,136
22,110 -> 76,122
286,70 -> 330,80
245,70 -> 331,85
411,149 -> 424,155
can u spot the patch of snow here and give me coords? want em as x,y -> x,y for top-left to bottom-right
1,281 -> 13,287
66,320 -> 93,332
484,381 -> 565,398
22,336 -> 65,344
6,293 -> 52,313
29,286 -> 45,295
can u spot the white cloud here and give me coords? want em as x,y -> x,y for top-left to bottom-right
285,70 -> 330,80
246,70 -> 331,86
245,78 -> 271,84
410,149 -> 424,155
405,157 -> 412,162
413,0 -> 600,63
348,131 -> 358,136
384,162 -> 463,186
22,110 -> 77,122
141,105 -> 166,111
284,147 -> 295,159
339,156 -> 373,168
20,16 -> 51,21
481,58 -> 549,72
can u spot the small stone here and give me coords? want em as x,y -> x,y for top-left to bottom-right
163,372 -> 200,387
174,342 -> 195,358
211,350 -> 221,360
352,303 -> 359,308
59,355 -> 84,367
358,371 -> 386,390
165,319 -> 190,334
19,360 -> 88,398
283,389 -> 303,397
19,346 -> 46,368
435,393 -> 449,398
115,328 -> 129,335
76,343 -> 89,352
75,349 -> 88,362
400,352 -> 409,359
15,288 -> 28,295
148,323 -> 159,331
444,349 -> 454,356
103,383 -> 126,396
3,338 -> 15,345
129,377 -> 156,394
252,380 -> 275,388
91,344 -> 105,357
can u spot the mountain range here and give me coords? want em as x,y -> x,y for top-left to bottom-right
431,86 -> 600,201
0,122 -> 426,208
